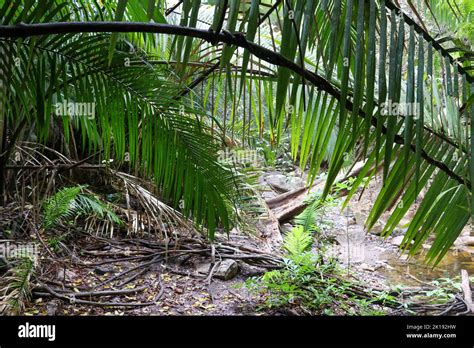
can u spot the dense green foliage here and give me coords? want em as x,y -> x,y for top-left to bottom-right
0,0 -> 472,262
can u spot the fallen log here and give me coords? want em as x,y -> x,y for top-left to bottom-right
261,206 -> 284,249
270,161 -> 373,223
274,180 -> 329,223
265,179 -> 323,209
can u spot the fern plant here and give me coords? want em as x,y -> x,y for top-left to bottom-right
42,186 -> 82,230
294,193 -> 337,233
42,186 -> 121,230
282,226 -> 313,256
294,199 -> 323,233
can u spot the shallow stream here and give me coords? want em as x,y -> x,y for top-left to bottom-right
382,247 -> 474,286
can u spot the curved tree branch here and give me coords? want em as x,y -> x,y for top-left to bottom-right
0,21 -> 470,189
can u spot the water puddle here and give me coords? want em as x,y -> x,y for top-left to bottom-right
382,247 -> 474,286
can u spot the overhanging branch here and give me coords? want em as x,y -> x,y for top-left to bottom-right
0,21 -> 470,189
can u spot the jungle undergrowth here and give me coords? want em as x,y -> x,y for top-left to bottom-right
244,225 -> 393,315
244,188 -> 470,316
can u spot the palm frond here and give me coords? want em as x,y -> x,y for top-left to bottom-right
0,257 -> 35,315
113,171 -> 196,238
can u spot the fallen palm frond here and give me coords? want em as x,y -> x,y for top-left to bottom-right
111,171 -> 197,240
9,143 -> 197,240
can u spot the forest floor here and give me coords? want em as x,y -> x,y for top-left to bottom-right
20,168 -> 474,316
